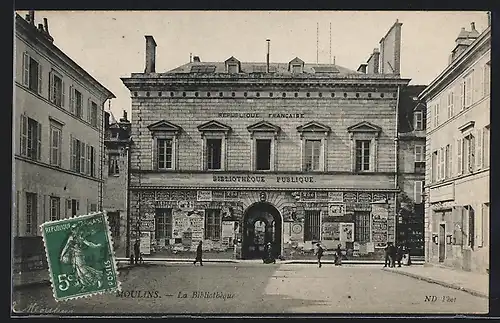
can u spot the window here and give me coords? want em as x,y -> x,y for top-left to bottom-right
107,212 -> 120,238
414,181 -> 423,204
439,147 -> 445,180
433,104 -> 440,127
109,154 -> 120,175
206,139 -> 222,170
431,151 -> 438,182
256,139 -> 272,171
354,212 -> 370,242
91,146 -> 96,177
228,64 -> 238,74
25,192 -> 38,235
71,136 -> 94,175
20,115 -> 41,160
447,91 -> 454,119
68,199 -> 79,217
49,71 -> 64,107
50,124 -> 62,166
483,63 -> 490,97
155,209 -> 172,240
304,210 -> 321,241
22,53 -> 42,94
158,139 -> 173,170
91,102 -> 98,127
292,64 -> 302,74
464,73 -> 473,108
50,196 -> 60,221
483,126 -> 490,168
414,145 -> 425,173
205,209 -> 221,240
70,87 -> 83,118
355,140 -> 371,172
445,144 -> 452,179
463,134 -> 475,174
304,139 -> 321,171
414,111 -> 423,131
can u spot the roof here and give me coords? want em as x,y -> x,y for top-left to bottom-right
399,85 -> 427,133
166,61 -> 361,76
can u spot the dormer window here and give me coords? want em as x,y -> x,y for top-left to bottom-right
289,57 -> 305,74
225,56 -> 241,74
414,111 -> 423,131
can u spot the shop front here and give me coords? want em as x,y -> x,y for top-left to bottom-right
129,172 -> 397,259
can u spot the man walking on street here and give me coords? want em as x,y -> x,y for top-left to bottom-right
383,242 -> 392,268
193,240 -> 203,266
133,239 -> 140,265
315,243 -> 324,268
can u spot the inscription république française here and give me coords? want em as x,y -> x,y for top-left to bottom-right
217,112 -> 305,118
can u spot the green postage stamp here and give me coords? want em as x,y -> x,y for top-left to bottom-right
40,211 -> 121,302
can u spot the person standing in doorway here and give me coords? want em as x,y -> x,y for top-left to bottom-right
315,243 -> 324,268
193,240 -> 203,266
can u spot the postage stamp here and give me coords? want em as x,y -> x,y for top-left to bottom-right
40,211 -> 121,302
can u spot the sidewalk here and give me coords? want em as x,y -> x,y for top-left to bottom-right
382,265 -> 488,298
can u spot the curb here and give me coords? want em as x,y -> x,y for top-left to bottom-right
382,268 -> 488,299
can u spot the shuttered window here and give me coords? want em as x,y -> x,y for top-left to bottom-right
414,181 -> 423,204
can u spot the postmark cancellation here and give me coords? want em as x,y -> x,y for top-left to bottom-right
40,211 -> 121,302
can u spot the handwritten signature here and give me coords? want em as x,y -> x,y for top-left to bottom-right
12,301 -> 73,314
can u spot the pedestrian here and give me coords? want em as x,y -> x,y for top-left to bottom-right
315,243 -> 324,268
133,239 -> 140,265
396,244 -> 403,267
193,240 -> 203,266
383,242 -> 391,268
389,242 -> 397,268
334,244 -> 342,266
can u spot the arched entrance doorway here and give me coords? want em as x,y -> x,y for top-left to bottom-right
242,202 -> 282,260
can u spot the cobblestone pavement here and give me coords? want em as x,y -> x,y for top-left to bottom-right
12,263 -> 488,315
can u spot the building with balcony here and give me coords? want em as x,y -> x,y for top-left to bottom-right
13,11 -> 115,265
121,21 -> 410,259
419,20 -> 490,274
103,110 -> 132,257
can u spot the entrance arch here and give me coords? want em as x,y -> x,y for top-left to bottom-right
242,202 -> 282,260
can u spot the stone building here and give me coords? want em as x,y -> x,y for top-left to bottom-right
13,12 -> 114,267
419,20 -> 490,273
103,110 -> 132,257
397,85 -> 427,256
121,21 -> 410,259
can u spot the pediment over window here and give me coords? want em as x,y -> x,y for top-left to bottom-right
147,120 -> 182,134
197,120 -> 232,134
347,121 -> 382,135
297,121 -> 331,134
247,120 -> 281,135
458,120 -> 475,132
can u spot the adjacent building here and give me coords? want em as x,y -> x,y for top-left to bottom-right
103,110 -> 132,257
13,11 -> 115,267
396,85 -> 427,256
419,21 -> 490,273
121,21 -> 410,259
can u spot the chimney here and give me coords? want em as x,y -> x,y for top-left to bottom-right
43,18 -> 50,34
29,10 -> 35,25
193,56 -> 200,62
144,35 -> 157,74
372,48 -> 380,74
120,110 -> 129,123
357,63 -> 367,74
38,23 -> 44,32
471,22 -> 476,32
104,112 -> 110,130
266,39 -> 270,73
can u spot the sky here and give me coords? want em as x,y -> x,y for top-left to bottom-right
16,11 -> 489,120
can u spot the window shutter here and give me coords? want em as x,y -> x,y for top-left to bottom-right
483,127 -> 489,168
152,138 -> 158,170
414,181 -> 422,204
436,149 -> 441,180
70,134 -> 74,171
76,200 -> 80,211
62,80 -> 66,107
22,52 -> 30,86
87,98 -> 91,123
448,143 -> 453,179
37,122 -> 42,160
20,114 -> 27,156
69,86 -> 75,114
48,71 -> 53,102
456,138 -> 463,175
476,204 -> 483,247
92,147 -> 96,177
459,80 -> 465,110
37,63 -> 42,94
476,129 -> 482,170
452,206 -> 463,245
80,142 -> 86,173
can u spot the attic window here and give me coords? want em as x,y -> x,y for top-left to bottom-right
292,64 -> 302,74
228,64 -> 239,74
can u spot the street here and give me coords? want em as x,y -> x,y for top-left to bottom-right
12,263 -> 488,314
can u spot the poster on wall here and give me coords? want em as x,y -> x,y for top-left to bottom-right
140,219 -> 155,231
197,190 -> 212,202
140,232 -> 151,255
328,192 -> 344,203
328,204 -> 345,217
321,222 -> 337,240
178,200 -> 195,211
339,223 -> 354,242
172,210 -> 204,242
372,218 -> 388,248
222,221 -> 235,247
372,204 -> 389,220
290,223 -> 303,241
